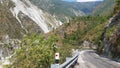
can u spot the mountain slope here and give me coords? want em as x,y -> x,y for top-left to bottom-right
91,0 -> 115,16
0,0 -> 63,66
98,0 -> 120,59
0,0 -> 62,39
0,0 -> 119,67
30,0 -> 103,21
11,0 -> 62,33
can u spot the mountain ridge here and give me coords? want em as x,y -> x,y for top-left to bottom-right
0,0 -> 63,40
91,0 -> 115,16
30,0 -> 103,21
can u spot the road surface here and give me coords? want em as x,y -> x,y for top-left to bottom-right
74,50 -> 120,68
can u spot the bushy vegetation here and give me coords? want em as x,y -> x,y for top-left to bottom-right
10,34 -> 56,68
63,16 -> 108,46
9,34 -> 72,68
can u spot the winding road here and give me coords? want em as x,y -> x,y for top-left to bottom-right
74,50 -> 120,68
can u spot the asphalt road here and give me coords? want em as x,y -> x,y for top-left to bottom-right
74,50 -> 120,68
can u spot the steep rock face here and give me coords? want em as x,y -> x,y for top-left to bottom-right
0,0 -> 62,39
99,0 -> 120,59
108,27 -> 120,59
10,0 -> 62,33
0,35 -> 21,67
0,0 -> 25,39
98,1 -> 120,58
100,12 -> 120,59
0,0 -> 63,66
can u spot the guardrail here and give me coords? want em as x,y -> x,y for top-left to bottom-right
51,52 -> 79,68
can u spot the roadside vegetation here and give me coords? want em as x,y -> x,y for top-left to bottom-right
9,13 -> 111,68
6,0 -> 120,68
8,34 -> 72,68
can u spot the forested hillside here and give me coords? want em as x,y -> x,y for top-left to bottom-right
91,0 -> 115,16
97,0 -> 120,60
30,0 -> 102,21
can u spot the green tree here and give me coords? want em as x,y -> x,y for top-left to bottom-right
10,34 -> 58,68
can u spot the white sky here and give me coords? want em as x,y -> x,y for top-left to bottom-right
76,0 -> 103,2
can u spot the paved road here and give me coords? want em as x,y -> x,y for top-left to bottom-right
74,50 -> 120,68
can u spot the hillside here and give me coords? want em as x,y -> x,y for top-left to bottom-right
0,0 -> 110,40
97,0 -> 120,60
91,0 -> 115,16
30,0 -> 102,21
0,0 -> 62,39
0,0 -> 26,39
0,0 -> 62,66
1,0 -> 120,68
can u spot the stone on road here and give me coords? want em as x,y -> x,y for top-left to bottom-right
74,50 -> 120,68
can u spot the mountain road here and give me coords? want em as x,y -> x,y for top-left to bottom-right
74,50 -> 120,68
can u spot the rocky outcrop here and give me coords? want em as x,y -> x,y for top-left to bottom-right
0,35 -> 21,59
10,0 -> 62,33
108,29 -> 120,59
100,12 -> 120,60
0,35 -> 21,67
0,0 -> 63,39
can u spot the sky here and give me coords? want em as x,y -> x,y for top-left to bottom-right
63,0 -> 75,2
63,0 -> 103,2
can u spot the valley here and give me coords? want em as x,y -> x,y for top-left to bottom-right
0,0 -> 120,68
